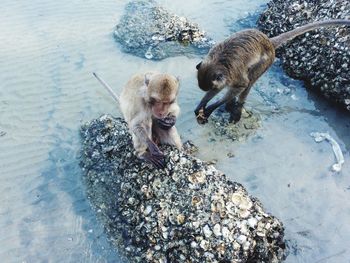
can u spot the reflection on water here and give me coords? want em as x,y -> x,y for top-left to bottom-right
0,0 -> 349,262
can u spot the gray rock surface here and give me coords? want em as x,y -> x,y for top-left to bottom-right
209,108 -> 261,142
80,115 -> 286,263
114,0 -> 214,60
257,0 -> 350,111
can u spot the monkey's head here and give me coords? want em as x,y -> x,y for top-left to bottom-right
196,61 -> 227,92
144,73 -> 179,119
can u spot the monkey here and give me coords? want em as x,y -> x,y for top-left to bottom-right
194,19 -> 350,124
93,72 -> 182,169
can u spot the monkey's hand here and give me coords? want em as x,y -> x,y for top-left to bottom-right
195,108 -> 208,125
156,115 -> 176,130
142,141 -> 165,168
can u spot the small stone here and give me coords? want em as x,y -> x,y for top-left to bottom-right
200,240 -> 210,251
154,245 -> 161,251
213,224 -> 222,237
203,225 -> 212,238
144,205 -> 152,216
237,235 -> 247,244
177,214 -> 185,225
191,241 -> 198,248
248,217 -> 258,228
222,226 -> 230,240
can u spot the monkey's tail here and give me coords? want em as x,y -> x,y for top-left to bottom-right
270,19 -> 350,48
93,72 -> 121,104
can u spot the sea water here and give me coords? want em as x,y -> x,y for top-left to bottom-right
1,0 -> 350,262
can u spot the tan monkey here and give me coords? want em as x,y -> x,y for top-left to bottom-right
195,19 -> 350,124
93,72 -> 182,168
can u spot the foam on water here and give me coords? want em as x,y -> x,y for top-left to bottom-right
0,0 -> 349,262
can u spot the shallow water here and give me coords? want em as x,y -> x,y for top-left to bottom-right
0,0 -> 349,262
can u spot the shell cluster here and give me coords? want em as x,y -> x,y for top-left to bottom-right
209,108 -> 261,142
114,0 -> 214,60
257,0 -> 350,111
80,115 -> 286,262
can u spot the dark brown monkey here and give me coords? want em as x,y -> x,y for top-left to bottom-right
93,72 -> 182,168
195,19 -> 350,124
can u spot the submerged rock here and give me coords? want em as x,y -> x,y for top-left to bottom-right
114,0 -> 214,60
257,0 -> 350,111
80,115 -> 286,262
209,108 -> 261,141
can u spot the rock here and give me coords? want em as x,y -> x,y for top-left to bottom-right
80,115 -> 286,262
114,0 -> 214,60
209,107 -> 261,141
257,0 -> 350,111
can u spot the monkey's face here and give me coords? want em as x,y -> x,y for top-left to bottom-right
196,62 -> 227,92
145,73 -> 179,119
149,97 -> 176,119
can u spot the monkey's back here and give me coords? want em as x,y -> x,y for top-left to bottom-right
120,73 -> 151,124
208,29 -> 275,84
210,29 -> 274,60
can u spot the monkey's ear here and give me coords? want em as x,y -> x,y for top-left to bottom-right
176,76 -> 180,83
196,62 -> 202,70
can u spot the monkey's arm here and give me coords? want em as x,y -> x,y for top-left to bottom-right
195,88 -> 244,124
131,119 -> 165,168
194,89 -> 221,116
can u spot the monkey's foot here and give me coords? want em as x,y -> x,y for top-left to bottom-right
141,152 -> 165,169
229,108 -> 243,124
227,102 -> 244,124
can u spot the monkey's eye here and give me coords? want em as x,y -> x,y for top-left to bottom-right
212,73 -> 224,82
149,97 -> 157,105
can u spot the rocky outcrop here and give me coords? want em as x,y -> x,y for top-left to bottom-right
80,115 -> 286,262
114,0 -> 214,60
257,0 -> 350,111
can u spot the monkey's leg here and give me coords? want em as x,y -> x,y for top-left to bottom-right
204,88 -> 245,120
132,123 -> 165,168
228,55 -> 273,123
227,85 -> 253,123
225,97 -> 236,112
204,95 -> 232,118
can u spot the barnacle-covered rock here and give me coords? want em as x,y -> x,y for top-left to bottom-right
80,115 -> 286,262
257,0 -> 350,111
114,0 -> 214,60
209,108 -> 261,141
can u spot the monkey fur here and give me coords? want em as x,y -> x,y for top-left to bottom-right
195,19 -> 350,124
94,72 -> 182,168
119,72 -> 182,168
